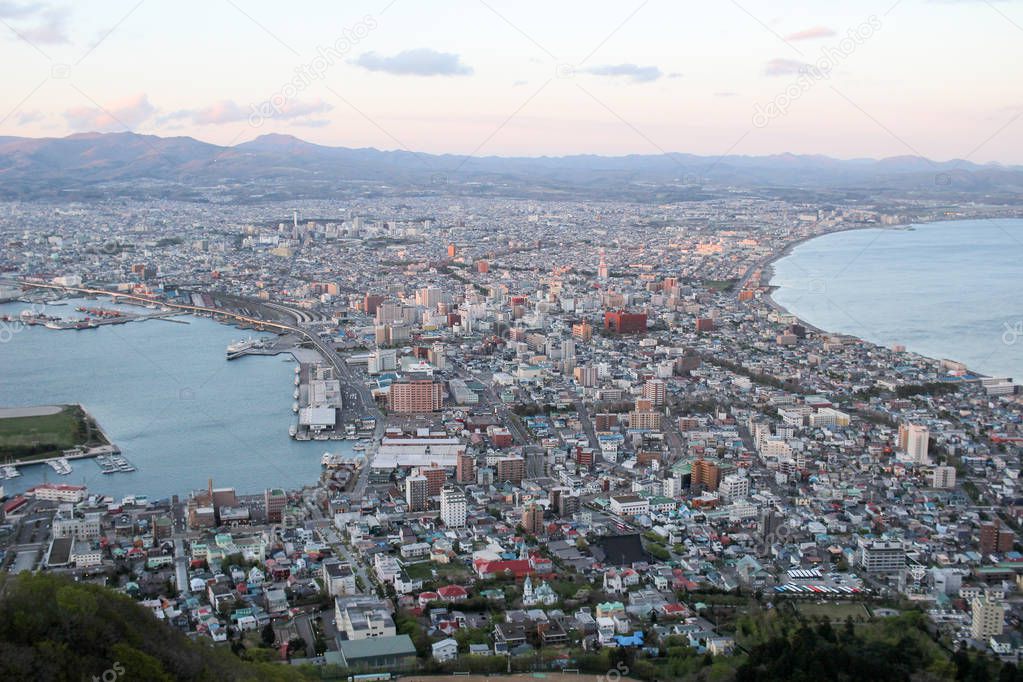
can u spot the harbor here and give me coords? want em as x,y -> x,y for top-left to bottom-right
4,304 -> 190,331
0,289 -> 375,499
0,297 -> 348,499
223,336 -> 377,443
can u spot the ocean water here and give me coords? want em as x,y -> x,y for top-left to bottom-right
770,218 -> 1023,381
0,297 -> 350,500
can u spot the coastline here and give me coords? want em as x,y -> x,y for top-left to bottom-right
754,223 -> 885,336
757,219 -> 1017,380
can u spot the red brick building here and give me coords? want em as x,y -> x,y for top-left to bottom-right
603,310 -> 647,334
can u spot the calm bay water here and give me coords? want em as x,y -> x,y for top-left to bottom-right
0,297 -> 348,500
771,218 -> 1023,381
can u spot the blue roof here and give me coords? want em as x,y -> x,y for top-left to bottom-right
614,631 -> 645,647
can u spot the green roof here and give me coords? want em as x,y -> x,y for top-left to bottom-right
339,634 -> 417,661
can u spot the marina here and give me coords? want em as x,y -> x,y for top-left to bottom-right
47,457 -> 72,476
95,454 -> 137,474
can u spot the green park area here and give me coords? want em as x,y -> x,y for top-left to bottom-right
0,404 -> 104,462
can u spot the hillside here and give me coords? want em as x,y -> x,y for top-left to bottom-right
0,573 -> 304,681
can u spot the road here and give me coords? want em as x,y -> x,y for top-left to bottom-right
468,368 -> 530,444
573,398 -> 600,451
174,537 -> 190,595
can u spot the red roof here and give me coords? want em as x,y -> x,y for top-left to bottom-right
3,496 -> 27,514
437,585 -> 468,599
27,483 -> 86,492
475,558 -> 533,578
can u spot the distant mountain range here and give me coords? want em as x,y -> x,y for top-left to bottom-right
1,131 -> 1021,201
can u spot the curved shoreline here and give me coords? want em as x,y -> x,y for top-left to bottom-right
760,218 -> 1023,380
756,223 -> 882,335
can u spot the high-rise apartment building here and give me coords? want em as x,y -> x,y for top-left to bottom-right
979,519 -> 1015,555
971,595 -> 1005,639
690,459 -> 720,492
439,486 -> 467,528
642,379 -> 667,406
898,423 -> 930,464
416,466 -> 446,497
521,502 -> 544,535
930,466 -> 956,489
405,475 -> 429,512
389,379 -> 444,413
496,456 -> 526,484
456,452 -> 476,484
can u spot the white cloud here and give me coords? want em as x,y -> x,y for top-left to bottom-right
583,63 -> 663,83
351,48 -> 473,76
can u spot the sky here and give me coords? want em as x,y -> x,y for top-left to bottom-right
1,0 -> 1021,163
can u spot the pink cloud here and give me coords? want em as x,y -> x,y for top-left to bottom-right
64,93 -> 156,131
784,26 -> 836,42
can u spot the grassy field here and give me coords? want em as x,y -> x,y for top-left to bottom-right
792,601 -> 871,621
0,405 -> 95,461
404,560 -> 470,582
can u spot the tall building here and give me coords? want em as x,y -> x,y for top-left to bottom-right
389,379 -> 444,413
629,400 -> 662,431
558,493 -> 580,518
719,473 -> 749,501
416,466 -> 446,497
456,451 -> 476,484
264,488 -> 286,523
447,242 -> 457,258
571,321 -> 593,342
574,365 -> 599,387
858,538 -> 905,573
439,486 -> 467,528
930,466 -> 956,489
375,301 -> 403,325
971,595 -> 1005,640
405,475 -> 429,512
521,502 -> 544,535
979,520 -> 1015,555
548,487 -> 566,511
642,379 -> 667,406
898,423 -> 930,464
603,310 -> 647,334
597,249 -> 609,279
416,286 -> 444,309
690,459 -> 720,492
496,456 -> 526,484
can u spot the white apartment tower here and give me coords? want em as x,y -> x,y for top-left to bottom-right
439,486 -> 467,528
